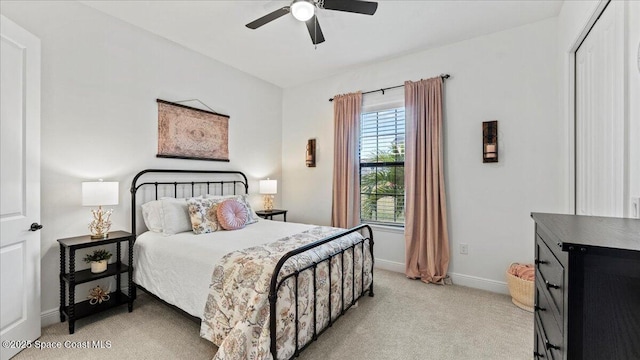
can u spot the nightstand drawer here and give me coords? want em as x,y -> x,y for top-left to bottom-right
535,236 -> 564,315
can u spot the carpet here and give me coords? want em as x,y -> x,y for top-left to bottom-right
14,269 -> 532,359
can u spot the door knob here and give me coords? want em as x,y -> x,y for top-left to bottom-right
29,223 -> 43,231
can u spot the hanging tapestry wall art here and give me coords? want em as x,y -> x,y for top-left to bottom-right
156,99 -> 230,162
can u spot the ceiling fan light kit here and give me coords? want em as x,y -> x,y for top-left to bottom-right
246,0 -> 378,45
291,0 -> 315,22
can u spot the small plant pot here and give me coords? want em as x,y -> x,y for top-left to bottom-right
90,260 -> 107,274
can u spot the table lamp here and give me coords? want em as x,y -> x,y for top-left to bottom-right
259,179 -> 277,211
82,180 -> 119,239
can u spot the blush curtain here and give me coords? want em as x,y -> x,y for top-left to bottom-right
331,92 -> 362,228
404,77 -> 450,284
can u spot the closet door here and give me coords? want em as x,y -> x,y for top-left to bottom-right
575,1 -> 625,217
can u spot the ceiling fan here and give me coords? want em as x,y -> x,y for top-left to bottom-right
246,0 -> 378,45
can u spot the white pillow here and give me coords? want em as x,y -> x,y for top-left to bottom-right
141,200 -> 163,233
160,197 -> 201,235
205,194 -> 259,225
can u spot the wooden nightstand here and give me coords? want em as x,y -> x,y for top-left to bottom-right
255,209 -> 288,222
58,231 -> 134,334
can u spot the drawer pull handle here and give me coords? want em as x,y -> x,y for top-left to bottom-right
535,259 -> 548,265
535,305 -> 546,312
545,340 -> 560,351
545,280 -> 560,290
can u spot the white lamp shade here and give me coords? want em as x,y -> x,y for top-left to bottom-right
82,181 -> 119,206
259,179 -> 277,195
291,0 -> 314,21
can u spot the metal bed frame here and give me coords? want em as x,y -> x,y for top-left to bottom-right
130,169 -> 374,360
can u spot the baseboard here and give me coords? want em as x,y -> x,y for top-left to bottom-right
374,258 -> 405,273
373,259 -> 509,295
448,272 -> 509,295
41,307 -> 59,328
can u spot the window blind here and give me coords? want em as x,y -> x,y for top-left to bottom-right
359,107 -> 405,225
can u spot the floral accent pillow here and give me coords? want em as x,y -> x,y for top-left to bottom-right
187,198 -> 223,234
216,199 -> 248,230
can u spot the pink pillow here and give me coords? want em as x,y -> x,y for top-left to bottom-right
216,199 -> 248,230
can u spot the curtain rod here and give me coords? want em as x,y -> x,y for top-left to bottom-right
328,74 -> 450,102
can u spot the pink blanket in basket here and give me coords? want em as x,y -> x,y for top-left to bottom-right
508,263 -> 534,281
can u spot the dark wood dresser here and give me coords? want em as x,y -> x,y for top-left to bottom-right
531,213 -> 640,360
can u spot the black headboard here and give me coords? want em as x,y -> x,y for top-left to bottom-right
130,169 -> 249,237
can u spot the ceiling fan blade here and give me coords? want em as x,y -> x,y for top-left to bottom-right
305,15 -> 325,45
322,0 -> 378,15
246,7 -> 290,29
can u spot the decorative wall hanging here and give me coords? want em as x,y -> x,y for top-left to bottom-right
156,99 -> 230,162
306,138 -> 316,167
482,120 -> 498,163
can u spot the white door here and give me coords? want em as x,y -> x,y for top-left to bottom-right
0,15 -> 41,360
575,2 -> 625,217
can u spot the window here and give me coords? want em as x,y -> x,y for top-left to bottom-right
359,107 -> 405,225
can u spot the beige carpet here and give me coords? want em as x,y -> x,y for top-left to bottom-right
15,269 -> 533,360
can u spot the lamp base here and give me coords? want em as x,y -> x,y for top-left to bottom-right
88,206 -> 113,240
262,195 -> 274,211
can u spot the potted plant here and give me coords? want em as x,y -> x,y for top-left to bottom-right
83,249 -> 112,274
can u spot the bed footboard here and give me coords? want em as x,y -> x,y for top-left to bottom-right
268,224 -> 374,360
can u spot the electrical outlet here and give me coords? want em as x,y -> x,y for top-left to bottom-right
460,243 -> 469,255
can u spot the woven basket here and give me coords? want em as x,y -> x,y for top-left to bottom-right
506,263 -> 534,312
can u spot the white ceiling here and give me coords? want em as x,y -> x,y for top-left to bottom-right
81,0 -> 563,88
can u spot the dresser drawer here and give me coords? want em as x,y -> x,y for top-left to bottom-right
535,283 -> 564,353
535,282 -> 563,336
534,319 -> 549,359
535,311 -> 563,360
535,235 -> 564,315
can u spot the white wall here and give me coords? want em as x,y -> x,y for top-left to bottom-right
282,18 -> 563,293
1,1 -> 283,325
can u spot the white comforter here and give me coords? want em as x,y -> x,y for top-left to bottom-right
133,220 -> 314,318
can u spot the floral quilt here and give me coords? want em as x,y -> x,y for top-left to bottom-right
200,226 -> 373,360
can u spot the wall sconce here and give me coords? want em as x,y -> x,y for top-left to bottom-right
306,138 -> 316,167
482,120 -> 498,163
